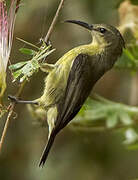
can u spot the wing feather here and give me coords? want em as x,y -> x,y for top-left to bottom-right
56,53 -> 95,129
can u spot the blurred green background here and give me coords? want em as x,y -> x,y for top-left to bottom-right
0,0 -> 138,179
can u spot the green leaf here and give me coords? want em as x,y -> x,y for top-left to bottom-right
106,113 -> 118,128
19,48 -> 36,56
123,48 -> 135,62
9,61 -> 27,70
72,95 -> 138,130
115,43 -> 138,71
131,45 -> 138,59
119,111 -> 133,125
13,69 -> 22,80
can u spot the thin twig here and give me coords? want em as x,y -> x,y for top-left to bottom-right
44,0 -> 65,43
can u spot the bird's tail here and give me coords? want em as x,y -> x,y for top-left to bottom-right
39,131 -> 56,167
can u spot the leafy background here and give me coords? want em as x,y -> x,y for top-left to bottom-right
0,0 -> 138,180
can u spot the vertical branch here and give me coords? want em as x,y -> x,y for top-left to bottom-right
44,0 -> 65,43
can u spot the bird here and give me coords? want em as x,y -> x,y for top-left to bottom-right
8,20 -> 125,167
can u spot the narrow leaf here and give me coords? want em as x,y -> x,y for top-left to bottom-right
19,48 -> 36,56
123,49 -> 135,62
106,113 -> 118,128
9,61 -> 27,70
119,111 -> 132,125
12,69 -> 22,80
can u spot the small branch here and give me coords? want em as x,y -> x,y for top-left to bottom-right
44,0 -> 65,43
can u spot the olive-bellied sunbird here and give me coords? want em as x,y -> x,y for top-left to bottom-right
9,20 -> 125,167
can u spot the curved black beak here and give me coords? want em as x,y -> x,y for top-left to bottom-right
65,20 -> 93,31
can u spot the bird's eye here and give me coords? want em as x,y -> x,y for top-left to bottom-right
99,28 -> 106,33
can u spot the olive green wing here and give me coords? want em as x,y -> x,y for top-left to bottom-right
56,53 -> 95,130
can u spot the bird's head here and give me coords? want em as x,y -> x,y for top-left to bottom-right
65,20 -> 125,51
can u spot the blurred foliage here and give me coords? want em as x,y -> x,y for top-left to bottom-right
115,0 -> 138,8
74,95 -> 138,128
130,0 -> 138,5
115,43 -> 138,71
72,95 -> 138,146
117,0 -> 138,6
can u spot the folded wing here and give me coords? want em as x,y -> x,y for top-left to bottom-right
39,53 -> 96,167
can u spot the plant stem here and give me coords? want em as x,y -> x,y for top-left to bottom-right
44,0 -> 65,43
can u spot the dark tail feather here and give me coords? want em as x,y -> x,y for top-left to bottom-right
39,131 -> 56,167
